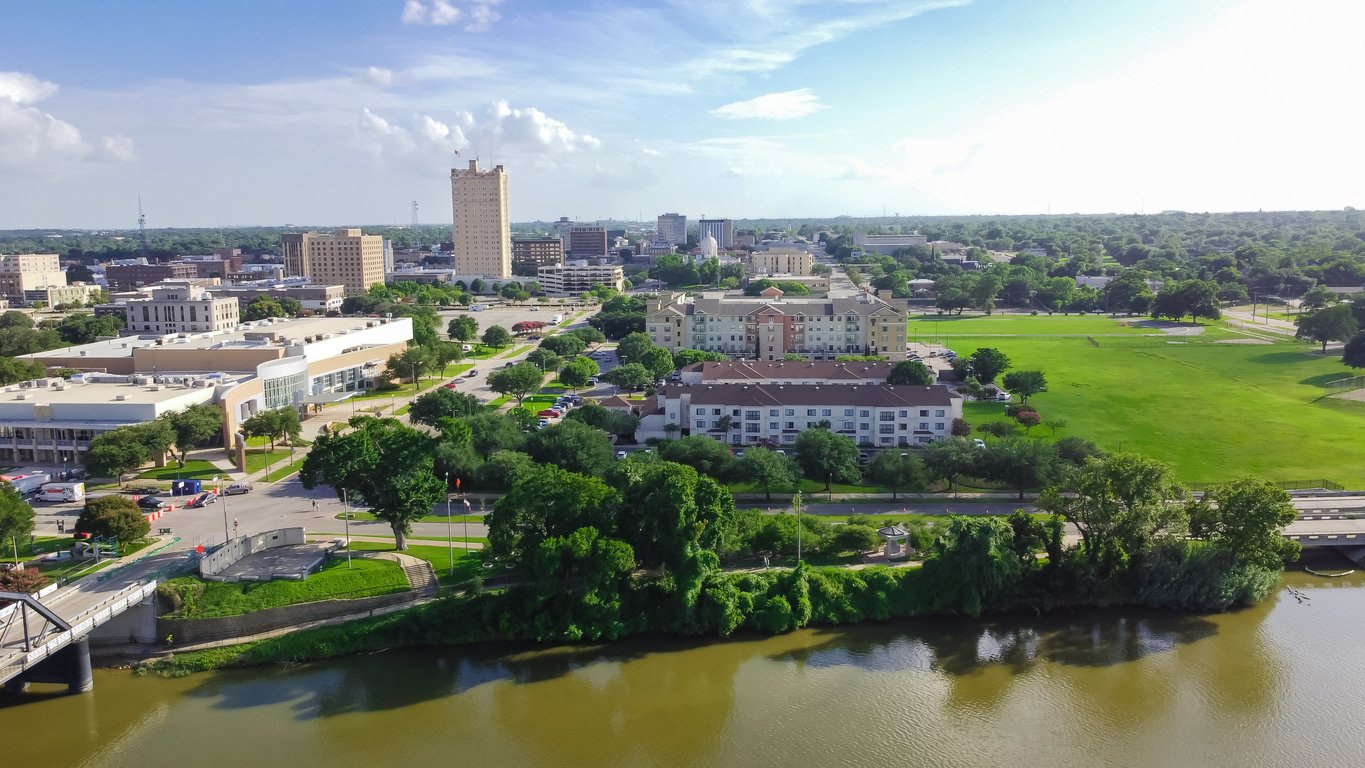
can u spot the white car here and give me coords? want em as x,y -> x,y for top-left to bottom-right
973,439 -> 987,449
615,450 -> 627,460
995,391 -> 1011,401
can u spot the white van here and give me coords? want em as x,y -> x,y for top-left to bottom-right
39,482 -> 85,502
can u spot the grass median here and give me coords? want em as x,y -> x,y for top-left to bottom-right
159,556 -> 410,619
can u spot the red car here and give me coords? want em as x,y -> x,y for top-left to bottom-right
537,409 -> 559,418
442,381 -> 458,389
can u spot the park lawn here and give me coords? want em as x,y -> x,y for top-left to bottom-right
345,541 -> 485,585
139,460 -> 223,481
161,556 -> 410,619
262,462 -> 302,483
949,335 -> 1365,486
498,344 -> 533,359
440,362 -> 475,377
243,449 -> 294,474
487,394 -> 513,408
906,313 -> 1159,337
515,394 -> 564,414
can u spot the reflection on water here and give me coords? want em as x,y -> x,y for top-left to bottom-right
3,572 -> 1363,768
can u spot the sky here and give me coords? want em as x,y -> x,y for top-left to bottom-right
1,0 -> 1362,230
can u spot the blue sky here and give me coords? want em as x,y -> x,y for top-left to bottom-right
1,0 -> 1361,229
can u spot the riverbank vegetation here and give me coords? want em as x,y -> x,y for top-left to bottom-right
147,449 -> 1299,676
157,557 -> 409,619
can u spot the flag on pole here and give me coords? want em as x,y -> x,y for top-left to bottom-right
463,499 -> 472,512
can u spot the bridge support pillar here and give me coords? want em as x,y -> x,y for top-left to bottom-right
4,678 -> 29,694
69,637 -> 93,694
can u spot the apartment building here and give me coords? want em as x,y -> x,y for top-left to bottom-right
647,383 -> 963,448
10,316 -> 413,466
511,237 -> 565,269
679,360 -> 893,385
105,261 -> 200,291
24,283 -> 103,307
281,229 -> 386,294
536,263 -> 625,297
0,253 -> 66,301
747,246 -> 814,277
450,159 -> 512,277
122,283 -> 240,334
656,213 -> 687,246
645,289 -> 908,361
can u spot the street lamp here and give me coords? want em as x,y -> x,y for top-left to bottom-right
342,488 -> 352,568
445,472 -> 453,578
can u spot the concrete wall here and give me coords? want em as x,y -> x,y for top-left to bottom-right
157,590 -> 421,645
199,527 -> 306,578
88,592 -> 159,645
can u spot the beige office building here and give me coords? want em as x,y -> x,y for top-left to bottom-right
0,253 -> 66,301
281,229 -> 386,294
123,283 -> 241,335
748,246 -> 814,277
451,159 -> 512,278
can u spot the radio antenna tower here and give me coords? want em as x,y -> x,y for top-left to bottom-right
411,200 -> 420,245
137,192 -> 149,259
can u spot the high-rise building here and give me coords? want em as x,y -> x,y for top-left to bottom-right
281,229 -> 386,294
450,159 -> 512,277
656,213 -> 687,246
568,225 -> 609,258
698,218 -> 734,248
0,253 -> 66,301
512,237 -> 565,269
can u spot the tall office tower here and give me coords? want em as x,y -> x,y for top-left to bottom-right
698,218 -> 734,248
656,212 -> 687,246
450,159 -> 512,278
282,229 -> 386,295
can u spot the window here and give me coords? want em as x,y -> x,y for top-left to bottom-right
879,425 -> 895,434
879,412 -> 895,422
899,410 -> 908,417
745,423 -> 760,433
745,410 -> 760,420
919,409 -> 929,417
821,409 -> 832,417
806,409 -> 817,416
694,420 -> 706,429
769,409 -> 779,417
935,409 -> 946,417
843,421 -> 854,430
859,410 -> 870,417
919,422 -> 929,430
785,421 -> 795,429
769,422 -> 779,430
784,408 -> 795,416
934,423 -> 944,430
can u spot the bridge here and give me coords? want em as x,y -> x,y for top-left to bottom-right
0,552 -> 177,695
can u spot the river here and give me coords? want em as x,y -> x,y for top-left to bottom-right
4,570 -> 1364,768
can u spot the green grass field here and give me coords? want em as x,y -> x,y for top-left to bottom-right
139,460 -> 224,481
908,313 -> 1158,337
345,541 -> 485,585
948,327 -> 1365,485
161,556 -> 409,618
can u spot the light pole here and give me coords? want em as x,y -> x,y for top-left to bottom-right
342,488 -> 352,568
445,473 -> 453,578
212,475 -> 230,545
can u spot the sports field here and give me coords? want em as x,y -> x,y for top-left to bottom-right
934,314 -> 1365,486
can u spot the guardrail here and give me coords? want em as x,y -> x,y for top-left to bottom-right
0,581 -> 157,681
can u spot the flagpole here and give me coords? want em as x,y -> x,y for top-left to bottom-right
446,473 -> 453,578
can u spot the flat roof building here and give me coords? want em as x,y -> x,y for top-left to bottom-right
656,213 -> 687,246
123,282 -> 241,335
281,229 -> 386,295
105,261 -> 200,291
853,233 -> 928,255
451,159 -> 512,278
0,253 -> 66,301
512,237 -> 565,269
536,263 -> 625,297
747,246 -> 814,277
567,225 -> 609,258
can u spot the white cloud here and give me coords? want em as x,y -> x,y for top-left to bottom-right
400,0 -> 502,30
361,66 -> 394,86
0,71 -> 135,170
710,88 -> 826,120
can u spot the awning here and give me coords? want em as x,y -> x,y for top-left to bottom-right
300,391 -> 358,405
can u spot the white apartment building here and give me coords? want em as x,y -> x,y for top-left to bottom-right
123,283 -> 241,334
646,290 -> 908,361
647,383 -> 963,447
0,253 -> 66,301
451,159 -> 512,278
747,246 -> 814,277
536,263 -> 625,297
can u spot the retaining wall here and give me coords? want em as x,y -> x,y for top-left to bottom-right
199,527 -> 306,578
157,589 -> 421,645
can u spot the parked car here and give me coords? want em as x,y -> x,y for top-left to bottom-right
187,491 -> 218,509
222,482 -> 252,496
995,391 -> 1011,401
587,377 -> 599,386
136,496 -> 170,510
537,418 -> 550,428
537,409 -> 559,418
465,369 -> 478,378
973,439 -> 987,449
442,382 -> 458,389
615,450 -> 628,460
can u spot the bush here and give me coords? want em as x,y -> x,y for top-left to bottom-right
0,566 -> 49,594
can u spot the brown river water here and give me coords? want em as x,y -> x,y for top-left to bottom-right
3,570 -> 1363,768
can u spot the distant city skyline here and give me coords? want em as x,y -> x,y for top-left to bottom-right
1,0 -> 1361,229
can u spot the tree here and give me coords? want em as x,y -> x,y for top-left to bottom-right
735,447 -> 797,502
640,346 -> 676,380
978,439 -> 1056,500
673,348 -> 728,369
0,356 -> 45,386
524,419 -> 615,477
1151,279 -> 1221,322
1039,453 -> 1187,571
300,417 -> 446,550
525,348 -> 563,372
615,332 -> 654,365
1044,418 -> 1068,436
241,296 -> 289,321
558,356 -> 599,391
539,334 -> 585,358
967,348 -> 1010,384
1001,370 -> 1047,403
75,495 -> 149,548
978,421 -> 1014,440
240,406 -> 302,450
1300,284 -> 1336,310
793,428 -> 861,491
387,344 -> 436,383
660,435 -> 735,478
1344,330 -> 1365,369
408,387 -> 481,427
0,483 -> 34,557
448,315 -> 478,341
1295,304 -> 1358,352
482,325 -> 512,348
865,451 -> 927,500
920,516 -> 1021,617
564,403 -> 639,437
922,438 -> 978,496
464,412 -> 525,460
162,403 -> 223,467
950,418 -> 972,437
602,362 -> 653,391
1013,409 -> 1041,433
1187,476 -> 1299,569
487,362 -> 545,404
887,360 -> 934,385
830,524 -> 882,553
567,327 -> 606,346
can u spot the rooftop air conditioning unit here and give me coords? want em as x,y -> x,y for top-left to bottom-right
15,393 -> 32,400
134,376 -> 150,385
114,394 -> 128,401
